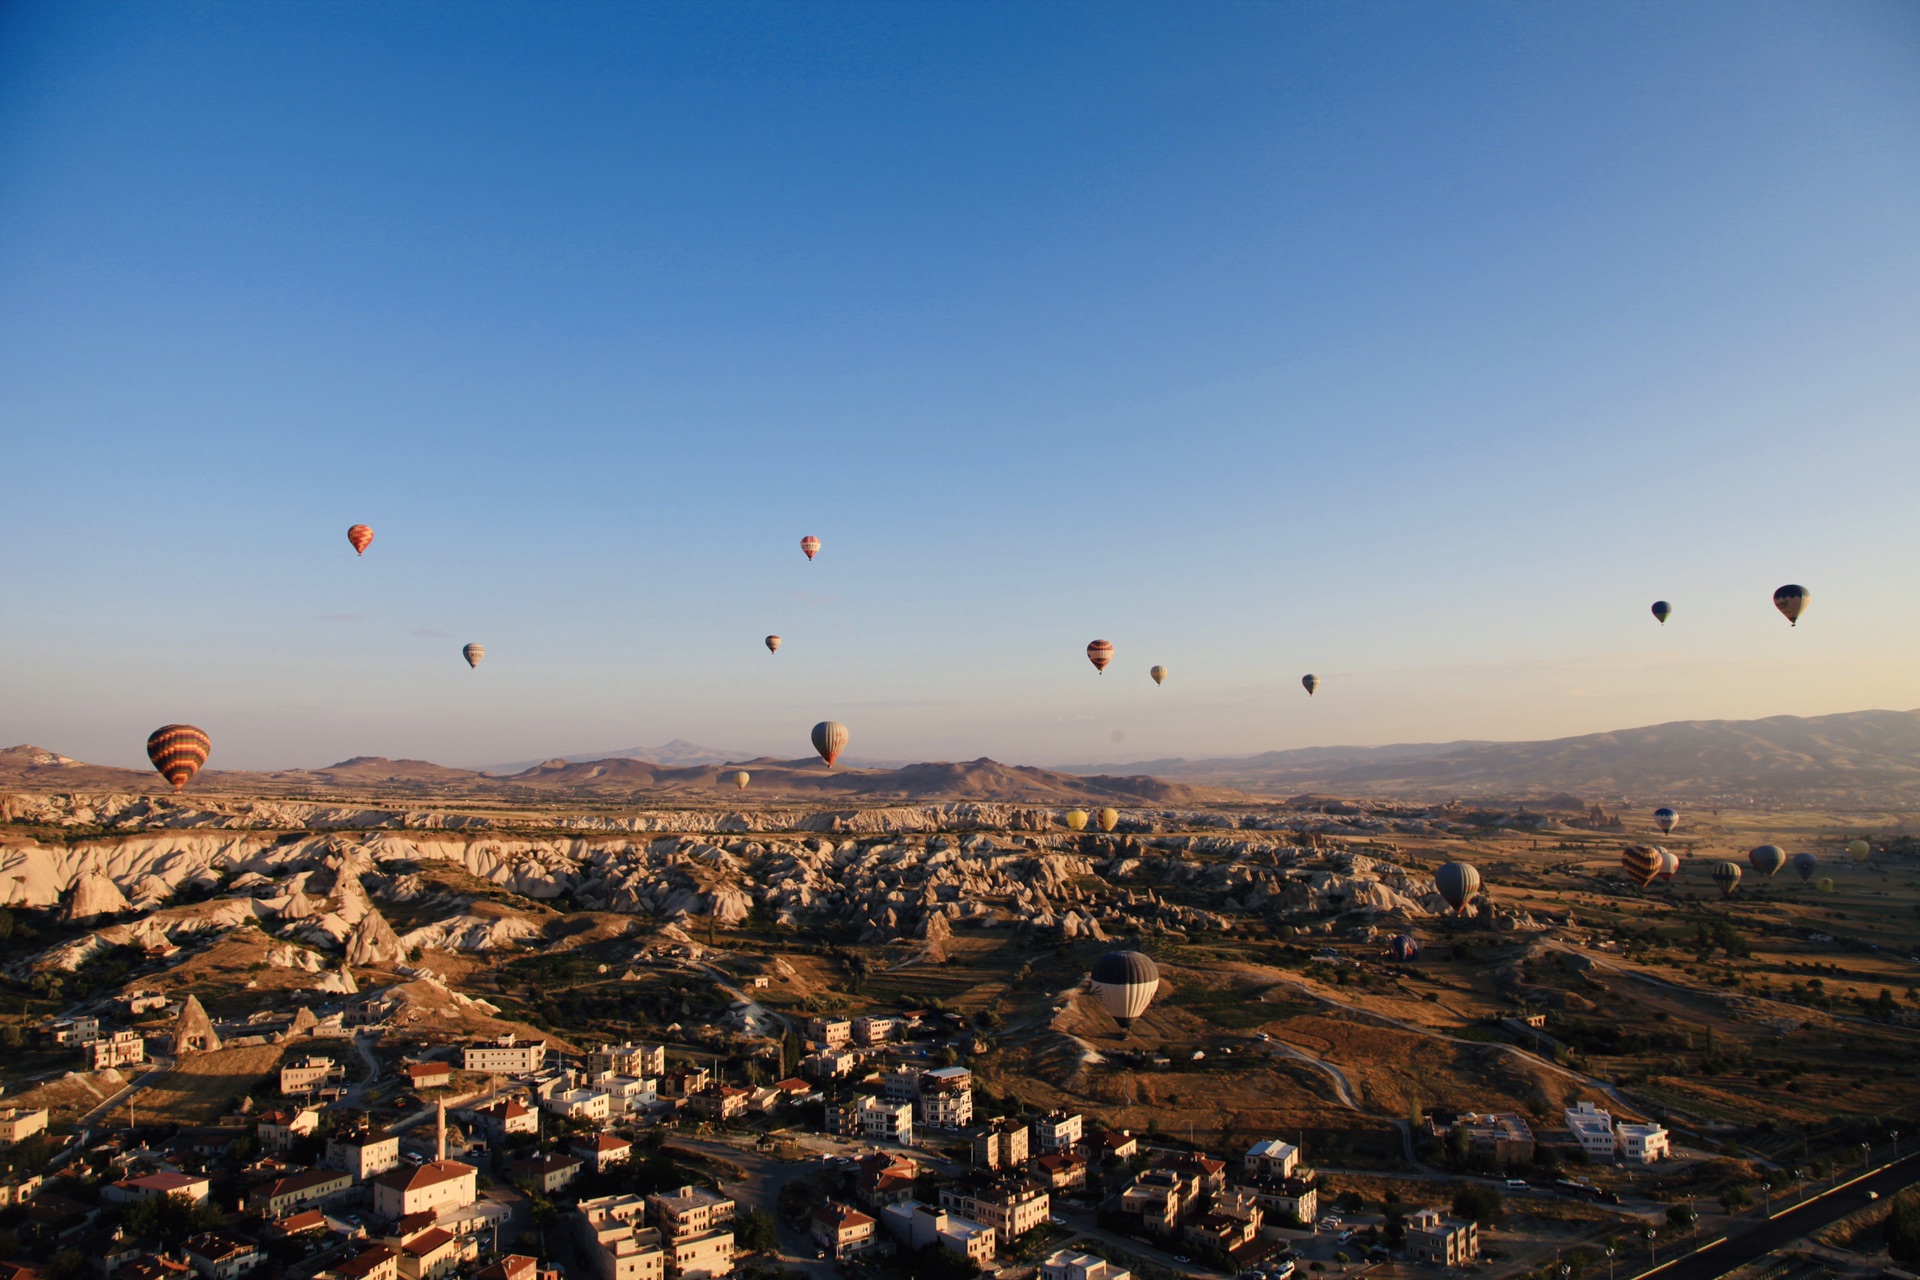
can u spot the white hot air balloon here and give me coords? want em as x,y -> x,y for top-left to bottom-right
1090,950 -> 1160,1033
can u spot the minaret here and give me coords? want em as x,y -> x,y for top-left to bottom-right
437,1100 -> 447,1162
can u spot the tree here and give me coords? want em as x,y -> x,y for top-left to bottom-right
1451,1184 -> 1505,1226
736,1209 -> 780,1255
1666,1204 -> 1696,1230
1718,1186 -> 1752,1214
1887,1190 -> 1920,1266
126,1192 -> 226,1245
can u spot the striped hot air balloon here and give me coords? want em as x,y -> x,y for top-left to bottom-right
765,635 -> 781,654
1621,846 -> 1663,888
1434,861 -> 1480,914
146,724 -> 211,792
1302,674 -> 1320,696
1086,640 -> 1114,673
1773,584 -> 1809,626
800,536 -> 821,561
1749,844 -> 1785,877
811,720 -> 848,766
1712,860 -> 1743,897
1096,807 -> 1119,833
1090,950 -> 1160,1032
347,524 -> 373,556
1064,810 -> 1089,831
463,643 -> 485,668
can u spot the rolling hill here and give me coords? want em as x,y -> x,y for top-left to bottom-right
1059,708 -> 1920,804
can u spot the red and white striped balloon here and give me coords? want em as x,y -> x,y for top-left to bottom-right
1086,640 -> 1114,673
800,536 -> 821,561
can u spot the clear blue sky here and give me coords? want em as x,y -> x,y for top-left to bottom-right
3,2 -> 1918,771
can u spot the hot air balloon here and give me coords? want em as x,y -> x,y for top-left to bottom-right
811,720 -> 848,767
1149,665 -> 1167,686
146,724 -> 211,792
800,536 -> 821,561
1302,674 -> 1320,696
765,635 -> 782,654
1387,934 -> 1421,963
1773,584 -> 1809,626
1816,876 -> 1835,892
347,524 -> 373,556
1090,950 -> 1160,1032
1434,862 -> 1480,915
1791,852 -> 1818,883
1621,846 -> 1662,888
1064,809 -> 1089,832
1651,600 -> 1671,625
1656,849 -> 1682,883
462,643 -> 485,669
1749,845 -> 1785,877
733,772 -> 750,791
1712,861 -> 1742,897
1096,807 -> 1119,833
1087,640 -> 1114,673
1847,839 -> 1870,864
1653,807 -> 1678,835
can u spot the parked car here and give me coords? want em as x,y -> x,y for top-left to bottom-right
1506,1179 -> 1529,1190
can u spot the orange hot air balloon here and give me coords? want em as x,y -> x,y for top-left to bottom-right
1086,640 -> 1114,673
811,720 -> 849,766
800,536 -> 821,561
146,724 -> 211,792
765,635 -> 782,654
347,524 -> 373,556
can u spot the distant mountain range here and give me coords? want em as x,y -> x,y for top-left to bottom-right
480,739 -> 750,773
1056,708 -> 1920,804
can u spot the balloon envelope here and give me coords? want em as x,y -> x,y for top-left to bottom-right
765,635 -> 781,654
1096,807 -> 1119,833
1302,674 -> 1320,696
1749,844 -> 1785,876
1816,877 -> 1834,892
1090,950 -> 1160,1030
462,643 -> 485,669
1086,640 -> 1113,673
1434,861 -> 1480,914
732,771 -> 750,790
1655,849 -> 1681,882
1651,600 -> 1671,624
347,524 -> 373,555
1387,934 -> 1420,963
146,724 -> 211,792
1064,809 -> 1089,832
800,535 -> 821,560
1847,839 -> 1870,864
811,720 -> 849,766
1773,584 -> 1809,626
1791,852 -> 1818,883
1621,846 -> 1662,888
1149,665 -> 1167,686
1653,807 -> 1678,834
1712,861 -> 1743,897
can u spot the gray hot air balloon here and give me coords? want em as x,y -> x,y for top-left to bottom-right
1712,860 -> 1742,897
1434,861 -> 1480,915
811,720 -> 849,767
462,643 -> 485,669
1090,950 -> 1160,1032
1791,852 -> 1817,883
1773,584 -> 1809,626
1748,844 -> 1785,877
1302,674 -> 1320,696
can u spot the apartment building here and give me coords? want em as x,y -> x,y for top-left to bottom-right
851,1016 -> 900,1046
972,1118 -> 1029,1171
328,1128 -> 402,1181
1565,1103 -> 1618,1162
938,1179 -> 1049,1240
1406,1209 -> 1479,1267
470,1097 -> 539,1137
572,1133 -> 634,1174
281,1056 -> 347,1098
89,1031 -> 147,1070
1041,1252 -> 1130,1280
919,1067 -> 973,1130
1617,1123 -> 1671,1164
0,1108 -> 48,1147
805,1018 -> 852,1049
811,1203 -> 877,1259
182,1232 -> 261,1280
256,1107 -> 321,1153
509,1155 -> 582,1196
463,1035 -> 547,1074
1228,1176 -> 1317,1227
880,1203 -> 995,1268
249,1169 -> 353,1215
859,1096 -> 915,1146
544,1089 -> 612,1125
1451,1114 -> 1536,1167
588,1043 -> 667,1079
577,1195 -> 666,1280
107,1172 -> 211,1205
801,1051 -> 856,1081
1034,1112 -> 1083,1156
647,1185 -> 736,1241
1242,1139 -> 1299,1180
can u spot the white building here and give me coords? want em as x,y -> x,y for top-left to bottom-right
1034,1112 -> 1083,1156
1565,1102 -> 1618,1161
0,1108 -> 49,1147
282,1056 -> 347,1097
1616,1123 -> 1670,1164
1243,1139 -> 1299,1180
577,1195 -> 666,1280
370,1161 -> 478,1222
859,1096 -> 915,1145
587,1043 -> 667,1078
1041,1251 -> 1130,1280
329,1129 -> 402,1181
806,1017 -> 853,1049
89,1030 -> 147,1070
545,1089 -> 613,1124
463,1035 -> 547,1074
1406,1209 -> 1478,1267
880,1203 -> 995,1267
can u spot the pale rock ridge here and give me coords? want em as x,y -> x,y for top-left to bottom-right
345,906 -> 406,967
64,869 -> 132,919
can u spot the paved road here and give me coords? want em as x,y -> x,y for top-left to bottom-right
72,1057 -> 174,1132
1637,1154 -> 1920,1280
